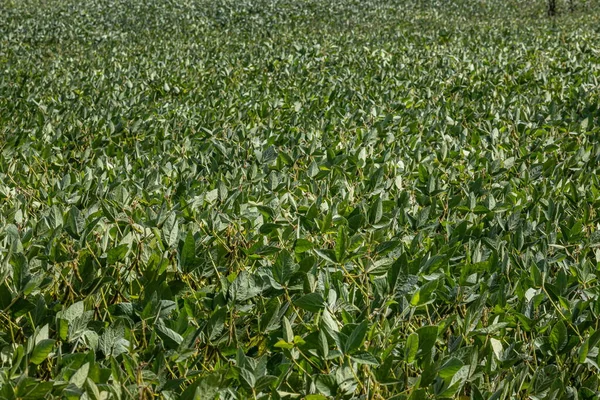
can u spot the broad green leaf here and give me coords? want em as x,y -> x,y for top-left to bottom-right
315,374 -> 337,396
409,388 -> 427,400
405,332 -> 419,363
438,357 -> 463,379
239,367 -> 256,389
229,271 -> 263,302
70,362 -> 90,388
579,338 -> 590,363
294,292 -> 325,313
369,196 -> 383,224
179,230 -> 197,272
255,375 -> 277,391
549,320 -> 568,353
345,320 -> 368,353
0,283 -> 12,310
162,213 -> 179,248
99,323 -> 130,358
294,239 -> 314,254
314,249 -> 337,265
305,395 -> 328,400
417,325 -> 438,359
11,253 -> 30,294
208,306 -> 227,342
107,244 -> 129,265
350,351 -> 379,366
283,316 -> 294,343
30,339 -> 55,365
180,373 -> 222,400
65,206 -> 84,240
273,250 -> 295,285
321,308 -> 339,334
58,301 -> 84,322
156,323 -> 184,349
490,338 -> 503,360
274,339 -> 294,350
335,225 -> 347,263
259,297 -> 281,334
410,279 -> 438,306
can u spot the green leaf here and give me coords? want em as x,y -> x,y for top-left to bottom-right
305,395 -> 328,400
13,379 -> 54,398
438,357 -> 463,379
239,367 -> 256,389
65,206 -> 84,240
83,330 -> 99,351
259,297 -> 281,334
408,388 -> 427,400
321,308 -> 339,337
470,385 -> 485,400
350,351 -> 379,366
335,225 -> 347,263
315,374 -> 337,396
58,301 -> 84,322
255,375 -> 277,391
549,320 -> 568,353
294,292 -> 325,313
294,239 -> 314,254
578,338 -> 589,363
0,283 -> 12,310
274,339 -> 294,350
208,306 -> 227,342
405,332 -> 419,363
30,339 -> 55,365
490,338 -> 503,360
70,362 -> 90,388
345,320 -> 368,353
162,213 -> 179,248
107,244 -> 129,265
58,319 -> 69,341
410,279 -> 438,306
11,253 -> 30,294
156,323 -> 184,349
99,323 -> 129,358
259,222 -> 282,234
417,325 -> 438,359
283,316 -> 294,343
179,230 -> 197,273
181,373 -> 223,400
273,250 -> 295,285
374,240 -> 400,257
308,162 -> 319,178
369,196 -> 383,224
314,249 -> 337,265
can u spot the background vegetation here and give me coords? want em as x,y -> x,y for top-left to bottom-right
2,0 -> 600,398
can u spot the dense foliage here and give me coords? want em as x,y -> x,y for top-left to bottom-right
2,0 -> 600,398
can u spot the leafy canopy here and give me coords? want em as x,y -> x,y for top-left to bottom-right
1,0 -> 600,398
